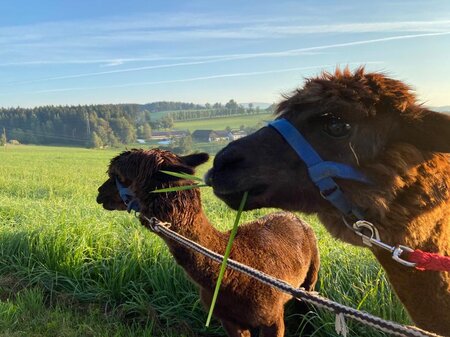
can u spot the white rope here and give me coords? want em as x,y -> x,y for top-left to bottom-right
335,312 -> 349,337
143,216 -> 443,337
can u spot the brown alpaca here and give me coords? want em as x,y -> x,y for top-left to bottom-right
206,67 -> 450,336
96,149 -> 320,337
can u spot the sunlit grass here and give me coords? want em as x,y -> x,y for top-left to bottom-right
0,145 -> 410,336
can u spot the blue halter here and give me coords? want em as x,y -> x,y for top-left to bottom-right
268,118 -> 371,219
115,178 -> 141,213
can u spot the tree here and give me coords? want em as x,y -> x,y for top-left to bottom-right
88,132 -> 103,148
108,133 -> 121,147
160,116 -> 174,129
1,128 -> 6,146
150,119 -> 162,130
143,122 -> 152,140
225,99 -> 239,112
169,135 -> 193,155
110,117 -> 136,144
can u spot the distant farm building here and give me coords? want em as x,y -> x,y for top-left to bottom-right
192,130 -> 215,142
230,130 -> 247,140
192,129 -> 247,142
211,130 -> 231,142
151,130 -> 189,141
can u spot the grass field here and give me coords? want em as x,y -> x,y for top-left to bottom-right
0,145 -> 410,336
173,113 -> 271,131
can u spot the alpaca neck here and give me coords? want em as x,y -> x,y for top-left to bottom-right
371,153 -> 450,250
320,152 -> 450,253
142,189 -> 227,288
321,153 -> 450,335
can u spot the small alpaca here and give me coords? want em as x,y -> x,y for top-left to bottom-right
96,149 -> 320,337
207,67 -> 450,335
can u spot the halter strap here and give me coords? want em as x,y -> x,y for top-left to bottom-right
115,178 -> 141,213
268,118 -> 370,219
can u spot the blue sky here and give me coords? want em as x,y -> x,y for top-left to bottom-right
1,0 -> 450,107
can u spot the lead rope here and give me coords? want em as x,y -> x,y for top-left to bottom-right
335,312 -> 349,337
142,215 -> 442,337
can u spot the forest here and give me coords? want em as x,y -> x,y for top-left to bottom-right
0,101 -> 273,147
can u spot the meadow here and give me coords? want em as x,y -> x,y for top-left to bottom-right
173,113 -> 271,132
0,145 -> 410,336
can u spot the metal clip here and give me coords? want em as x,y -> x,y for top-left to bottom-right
392,245 -> 417,268
342,217 -> 417,268
147,217 -> 161,232
352,220 -> 380,247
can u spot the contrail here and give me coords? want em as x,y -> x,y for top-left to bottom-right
5,56 -> 255,85
30,62 -> 382,94
5,31 -> 450,86
207,31 -> 450,58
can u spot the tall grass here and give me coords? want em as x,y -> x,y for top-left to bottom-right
0,145 -> 410,336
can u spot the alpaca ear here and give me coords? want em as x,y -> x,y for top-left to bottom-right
180,152 -> 210,168
397,110 -> 450,153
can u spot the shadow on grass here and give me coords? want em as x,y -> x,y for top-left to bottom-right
0,226 -> 407,337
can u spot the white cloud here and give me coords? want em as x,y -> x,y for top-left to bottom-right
4,31 -> 448,86
1,13 -> 450,66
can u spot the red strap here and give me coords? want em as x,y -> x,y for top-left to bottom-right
407,249 -> 450,272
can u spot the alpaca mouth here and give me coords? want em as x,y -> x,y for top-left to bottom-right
205,169 -> 267,196
96,195 -> 125,211
97,198 -> 115,210
101,203 -> 116,211
205,168 -> 268,209
212,184 -> 268,210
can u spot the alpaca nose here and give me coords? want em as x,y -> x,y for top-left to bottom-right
204,170 -> 213,186
215,145 -> 245,171
208,145 -> 246,185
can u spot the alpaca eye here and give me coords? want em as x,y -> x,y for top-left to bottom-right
323,117 -> 351,138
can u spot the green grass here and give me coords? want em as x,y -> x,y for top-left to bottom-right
173,113 -> 271,131
0,145 -> 410,336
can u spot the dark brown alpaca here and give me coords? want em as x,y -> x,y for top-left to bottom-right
96,149 -> 319,337
206,67 -> 450,336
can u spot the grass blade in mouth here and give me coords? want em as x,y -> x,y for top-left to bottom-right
152,170 -> 207,193
160,170 -> 204,182
151,184 -> 208,193
206,191 -> 249,327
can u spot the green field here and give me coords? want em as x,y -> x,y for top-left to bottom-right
0,145 -> 409,336
173,113 -> 271,131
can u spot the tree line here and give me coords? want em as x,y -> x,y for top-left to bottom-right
167,100 -> 266,122
0,101 -> 273,147
0,105 -> 141,147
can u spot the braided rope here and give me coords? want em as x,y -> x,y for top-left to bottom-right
143,216 -> 442,337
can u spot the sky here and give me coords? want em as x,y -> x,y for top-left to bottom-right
1,0 -> 450,108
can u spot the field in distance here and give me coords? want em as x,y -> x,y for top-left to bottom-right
172,113 -> 272,132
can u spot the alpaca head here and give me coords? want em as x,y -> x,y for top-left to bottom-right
97,149 -> 209,213
206,67 -> 450,215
